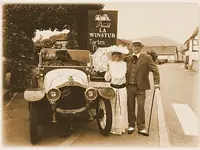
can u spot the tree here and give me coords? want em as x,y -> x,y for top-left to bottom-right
147,50 -> 158,62
3,4 -> 104,91
42,39 -> 54,48
35,35 -> 43,44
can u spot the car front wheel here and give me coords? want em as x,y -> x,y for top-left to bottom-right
96,98 -> 112,136
29,102 -> 39,144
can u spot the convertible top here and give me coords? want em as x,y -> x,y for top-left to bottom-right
40,48 -> 92,64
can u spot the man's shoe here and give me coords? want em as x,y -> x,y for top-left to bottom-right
128,127 -> 135,134
138,129 -> 148,136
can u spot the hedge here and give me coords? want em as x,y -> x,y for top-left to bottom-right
3,4 -> 104,91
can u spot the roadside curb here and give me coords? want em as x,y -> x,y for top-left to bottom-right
156,89 -> 170,146
5,92 -> 18,108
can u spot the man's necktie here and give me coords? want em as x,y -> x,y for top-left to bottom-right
132,55 -> 138,64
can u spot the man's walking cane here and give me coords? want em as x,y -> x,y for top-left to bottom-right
143,89 -> 157,136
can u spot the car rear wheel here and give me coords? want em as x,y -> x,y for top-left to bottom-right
96,98 -> 112,136
48,61 -> 64,66
29,102 -> 39,144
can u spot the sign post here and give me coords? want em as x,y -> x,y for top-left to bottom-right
88,10 -> 118,53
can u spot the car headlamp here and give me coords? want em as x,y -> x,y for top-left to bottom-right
47,88 -> 61,102
39,73 -> 44,77
85,87 -> 98,101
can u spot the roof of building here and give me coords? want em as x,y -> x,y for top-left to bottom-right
142,46 -> 177,55
184,27 -> 199,44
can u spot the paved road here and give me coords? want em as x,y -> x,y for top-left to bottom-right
159,63 -> 199,146
3,91 -> 159,147
2,63 -> 199,147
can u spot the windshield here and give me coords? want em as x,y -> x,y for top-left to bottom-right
40,48 -> 91,67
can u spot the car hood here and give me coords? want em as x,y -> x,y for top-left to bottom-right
44,69 -> 88,93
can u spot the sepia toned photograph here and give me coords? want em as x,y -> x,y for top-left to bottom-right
1,0 -> 200,148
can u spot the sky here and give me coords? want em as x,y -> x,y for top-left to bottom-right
33,29 -> 69,42
103,3 -> 200,44
32,2 -> 200,44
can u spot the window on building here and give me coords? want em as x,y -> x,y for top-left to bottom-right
192,39 -> 199,52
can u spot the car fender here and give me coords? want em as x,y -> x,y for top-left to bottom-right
24,89 -> 45,101
97,87 -> 115,100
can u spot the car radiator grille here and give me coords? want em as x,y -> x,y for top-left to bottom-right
56,86 -> 86,109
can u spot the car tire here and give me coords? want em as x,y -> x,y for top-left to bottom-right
96,98 -> 112,136
58,121 -> 72,138
47,61 -> 64,66
31,69 -> 38,88
29,102 -> 39,144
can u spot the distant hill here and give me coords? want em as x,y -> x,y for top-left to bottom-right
140,36 -> 182,47
117,39 -> 131,46
117,36 -> 183,49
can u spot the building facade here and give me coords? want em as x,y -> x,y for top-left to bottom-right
184,27 -> 199,71
142,45 -> 178,63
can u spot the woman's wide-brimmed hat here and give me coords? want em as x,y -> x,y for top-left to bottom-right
105,45 -> 129,60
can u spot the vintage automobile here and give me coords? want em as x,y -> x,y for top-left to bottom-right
24,48 -> 115,144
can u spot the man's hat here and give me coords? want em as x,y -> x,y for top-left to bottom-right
132,40 -> 144,46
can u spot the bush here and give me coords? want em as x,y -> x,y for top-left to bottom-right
147,50 -> 158,62
3,4 -> 103,91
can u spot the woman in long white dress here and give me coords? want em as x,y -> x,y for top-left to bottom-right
104,47 -> 129,135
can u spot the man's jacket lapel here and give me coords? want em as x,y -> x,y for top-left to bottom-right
136,53 -> 143,72
126,56 -> 132,84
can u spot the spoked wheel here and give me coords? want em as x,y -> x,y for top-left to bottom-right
29,102 -> 39,144
48,61 -> 64,66
58,119 -> 73,138
96,98 -> 112,136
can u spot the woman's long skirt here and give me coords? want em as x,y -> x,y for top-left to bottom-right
110,87 -> 128,134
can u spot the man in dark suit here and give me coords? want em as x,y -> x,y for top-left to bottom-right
125,40 -> 160,135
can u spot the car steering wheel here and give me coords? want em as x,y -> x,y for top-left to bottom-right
47,61 -> 64,66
